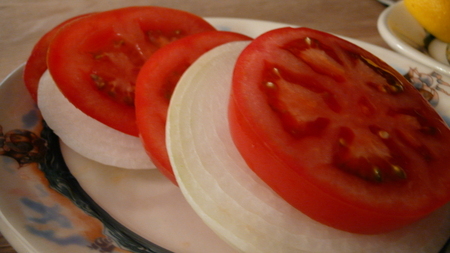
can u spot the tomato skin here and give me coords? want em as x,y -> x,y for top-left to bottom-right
229,101 -> 422,234
47,7 -> 216,136
23,13 -> 93,102
229,27 -> 450,234
136,31 -> 252,184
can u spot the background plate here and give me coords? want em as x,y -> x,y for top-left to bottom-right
377,1 -> 450,76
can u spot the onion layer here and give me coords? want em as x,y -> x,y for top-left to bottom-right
38,71 -> 155,170
166,41 -> 450,252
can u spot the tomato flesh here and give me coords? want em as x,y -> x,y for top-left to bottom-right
136,31 -> 252,184
229,27 -> 450,234
47,7 -> 216,136
23,13 -> 93,102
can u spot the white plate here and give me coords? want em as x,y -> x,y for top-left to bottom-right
377,0 -> 400,6
377,1 -> 450,76
1,17 -> 450,253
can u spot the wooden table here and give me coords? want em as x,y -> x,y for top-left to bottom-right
0,0 -> 391,252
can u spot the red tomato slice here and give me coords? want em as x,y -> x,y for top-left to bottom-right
229,27 -> 450,234
136,31 -> 252,184
47,7 -> 216,136
23,13 -> 93,102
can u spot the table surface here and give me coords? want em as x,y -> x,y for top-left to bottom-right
0,0 -> 393,252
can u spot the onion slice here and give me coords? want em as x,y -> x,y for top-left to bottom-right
38,71 -> 155,170
166,41 -> 450,252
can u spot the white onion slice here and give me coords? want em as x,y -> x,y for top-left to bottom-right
38,71 -> 155,170
166,41 -> 450,252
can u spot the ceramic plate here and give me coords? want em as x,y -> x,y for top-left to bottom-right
377,1 -> 450,76
377,0 -> 400,7
1,17 -> 450,253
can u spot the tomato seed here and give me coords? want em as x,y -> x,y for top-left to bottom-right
420,126 -> 440,136
388,84 -> 404,93
272,67 -> 281,77
265,81 -> 276,89
93,53 -> 105,59
360,56 -> 404,94
114,40 -> 125,48
357,97 -> 376,116
392,165 -> 407,179
338,138 -> 347,147
123,86 -> 135,105
304,37 -> 312,46
373,167 -> 382,182
378,130 -> 390,139
91,74 -> 106,89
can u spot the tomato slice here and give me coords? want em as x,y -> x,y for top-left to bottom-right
136,31 -> 251,184
23,13 -> 93,102
229,27 -> 450,234
47,7 -> 216,136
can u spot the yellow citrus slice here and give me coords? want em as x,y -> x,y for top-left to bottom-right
404,0 -> 450,43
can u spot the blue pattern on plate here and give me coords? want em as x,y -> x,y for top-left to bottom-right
25,225 -> 88,246
21,198 -> 73,228
22,108 -> 40,129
